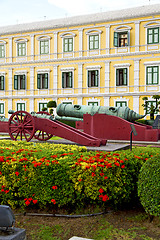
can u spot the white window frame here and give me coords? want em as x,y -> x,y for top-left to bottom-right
14,38 -> 28,57
113,63 -> 130,89
144,21 -> 160,49
85,65 -> 101,88
0,101 -> 5,114
36,69 -> 51,90
14,70 -> 27,90
85,29 -> 102,55
60,32 -> 76,58
0,40 -> 6,59
86,98 -> 100,106
114,97 -> 129,107
38,101 -> 48,112
0,72 -> 6,90
144,61 -> 160,92
16,100 -> 26,111
37,35 -> 51,56
60,67 -> 75,89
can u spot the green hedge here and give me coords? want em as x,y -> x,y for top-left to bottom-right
0,140 -> 159,210
138,156 -> 160,217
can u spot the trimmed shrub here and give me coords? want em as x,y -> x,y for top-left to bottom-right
138,156 -> 160,216
47,101 -> 57,108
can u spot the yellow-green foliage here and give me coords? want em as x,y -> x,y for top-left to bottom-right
0,140 -> 159,210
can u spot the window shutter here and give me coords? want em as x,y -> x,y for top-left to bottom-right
69,72 -> 72,88
62,72 -> 64,88
14,75 -> 18,90
37,74 -> 41,89
1,76 -> 4,90
114,32 -> 118,47
116,69 -> 119,86
123,68 -> 127,85
88,71 -> 90,87
127,32 -> 130,46
22,75 -> 25,89
44,73 -> 48,89
95,70 -> 99,87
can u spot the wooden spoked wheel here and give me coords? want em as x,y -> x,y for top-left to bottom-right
8,111 -> 35,142
34,111 -> 53,141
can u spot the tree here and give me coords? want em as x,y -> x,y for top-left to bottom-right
142,95 -> 160,120
47,101 -> 57,115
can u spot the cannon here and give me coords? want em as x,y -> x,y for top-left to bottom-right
56,104 -> 145,122
0,110 -> 106,147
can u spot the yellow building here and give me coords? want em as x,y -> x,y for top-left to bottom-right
0,4 -> 160,118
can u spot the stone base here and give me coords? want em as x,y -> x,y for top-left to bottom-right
0,228 -> 26,240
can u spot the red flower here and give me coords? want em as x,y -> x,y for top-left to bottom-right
52,186 -> 58,190
91,172 -> 96,177
102,195 -> 109,202
0,171 -> 2,175
100,173 -> 104,176
78,179 -> 82,181
104,176 -> 108,179
25,199 -> 31,206
114,162 -> 120,167
99,188 -> 104,194
121,165 -> 125,168
5,190 -> 9,194
0,156 -> 4,162
51,199 -> 56,204
15,171 -> 19,176
32,200 -> 38,204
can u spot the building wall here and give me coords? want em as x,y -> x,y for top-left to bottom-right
0,6 -> 159,118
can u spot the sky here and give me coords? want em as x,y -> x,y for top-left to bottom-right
0,0 -> 160,26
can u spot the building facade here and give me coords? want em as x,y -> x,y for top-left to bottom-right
0,4 -> 160,118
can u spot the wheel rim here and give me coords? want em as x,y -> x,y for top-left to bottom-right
8,111 -> 35,142
34,111 -> 53,141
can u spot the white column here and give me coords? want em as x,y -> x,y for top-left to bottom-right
79,28 -> 83,57
30,67 -> 34,95
134,59 -> 140,92
77,98 -> 82,105
104,96 -> 110,106
78,63 -> 83,94
104,61 -> 110,93
133,96 -> 139,114
8,68 -> 12,96
105,25 -> 110,55
29,98 -> 34,113
30,34 -> 35,61
9,37 -> 13,63
135,21 -> 140,52
8,99 -> 12,117
53,65 -> 58,95
53,31 -> 58,59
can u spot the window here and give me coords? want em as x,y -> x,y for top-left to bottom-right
88,102 -> 98,106
0,45 -> 5,58
17,42 -> 26,56
37,73 -> 48,89
89,35 -> 99,50
62,72 -> 72,88
88,70 -> 99,87
40,40 -> 49,54
39,103 -> 47,111
116,101 -> 127,107
17,103 -> 25,111
116,68 -> 128,86
114,32 -> 129,47
0,76 -> 4,90
146,66 -> 159,85
0,103 -> 4,114
14,75 -> 25,90
146,101 -> 159,114
147,28 -> 159,44
64,38 -> 73,52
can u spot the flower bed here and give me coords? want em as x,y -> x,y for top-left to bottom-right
0,140 -> 159,210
